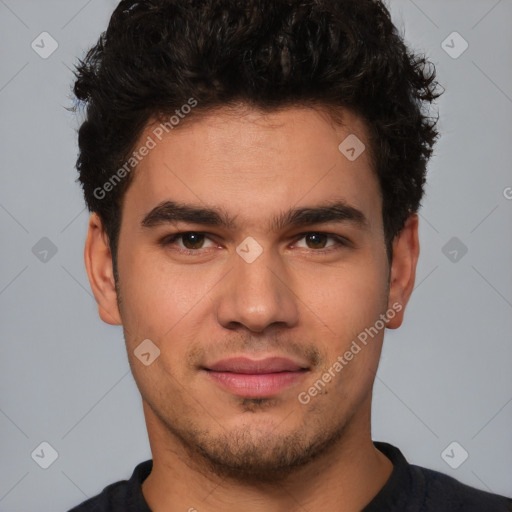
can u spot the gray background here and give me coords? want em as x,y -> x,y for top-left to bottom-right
1,1 -> 511,510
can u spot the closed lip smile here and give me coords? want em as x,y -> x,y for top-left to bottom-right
203,356 -> 310,398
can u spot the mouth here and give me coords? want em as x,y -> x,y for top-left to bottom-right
202,356 -> 310,399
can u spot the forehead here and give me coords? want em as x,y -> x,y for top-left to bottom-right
122,105 -> 382,233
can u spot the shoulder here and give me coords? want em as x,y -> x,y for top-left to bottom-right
66,460 -> 153,512
410,463 -> 512,512
67,480 -> 128,511
372,442 -> 511,512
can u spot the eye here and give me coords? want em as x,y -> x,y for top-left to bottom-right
161,232 -> 217,253
294,232 -> 348,252
160,231 -> 349,256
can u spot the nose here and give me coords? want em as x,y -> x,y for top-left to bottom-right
214,243 -> 299,333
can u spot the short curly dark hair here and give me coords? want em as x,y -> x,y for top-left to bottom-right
73,0 -> 442,275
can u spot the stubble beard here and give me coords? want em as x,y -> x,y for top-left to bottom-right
149,396 -> 352,485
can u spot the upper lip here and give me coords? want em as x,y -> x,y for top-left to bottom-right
205,356 -> 309,374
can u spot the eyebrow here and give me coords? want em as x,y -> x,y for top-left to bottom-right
140,199 -> 369,232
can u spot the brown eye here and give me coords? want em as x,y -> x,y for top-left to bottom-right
162,232 -> 217,253
304,233 -> 329,249
295,231 -> 352,254
293,232 -> 349,253
180,232 -> 205,249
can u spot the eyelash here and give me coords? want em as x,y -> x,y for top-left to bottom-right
160,231 -> 350,256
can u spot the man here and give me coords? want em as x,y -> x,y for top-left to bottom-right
68,0 -> 512,510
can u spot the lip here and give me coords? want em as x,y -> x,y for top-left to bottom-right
206,356 -> 308,374
204,357 -> 309,399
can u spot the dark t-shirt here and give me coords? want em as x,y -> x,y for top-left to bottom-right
67,442 -> 512,511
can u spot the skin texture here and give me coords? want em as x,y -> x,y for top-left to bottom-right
84,105 -> 419,512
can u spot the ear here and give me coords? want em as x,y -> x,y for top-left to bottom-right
386,213 -> 420,329
84,212 -> 122,325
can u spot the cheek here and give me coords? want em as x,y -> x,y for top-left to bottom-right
117,249 -> 223,378
293,254 -> 388,398
310,330 -> 383,410
293,258 -> 387,334
118,247 -> 209,325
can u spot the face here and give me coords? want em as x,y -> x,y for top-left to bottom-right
86,105 -> 416,482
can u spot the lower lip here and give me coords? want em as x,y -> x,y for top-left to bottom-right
205,370 -> 308,398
